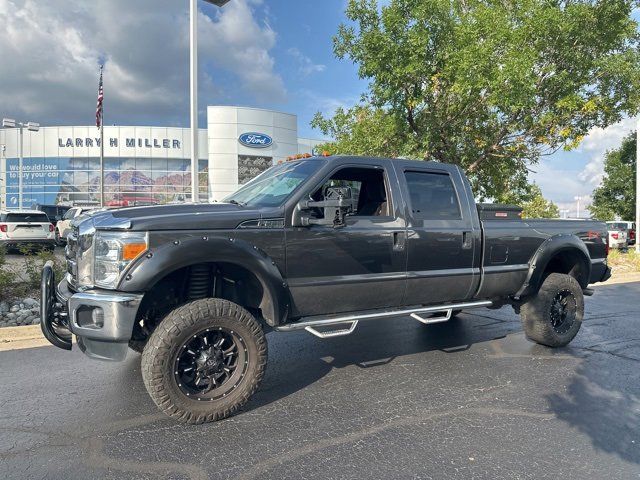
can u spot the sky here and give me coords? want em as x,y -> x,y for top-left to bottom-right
0,0 -> 636,217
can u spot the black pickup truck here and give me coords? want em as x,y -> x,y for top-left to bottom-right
41,155 -> 611,423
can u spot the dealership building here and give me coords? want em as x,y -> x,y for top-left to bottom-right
0,106 -> 325,208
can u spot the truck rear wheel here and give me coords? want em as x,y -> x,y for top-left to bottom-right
141,298 -> 267,424
520,273 -> 584,347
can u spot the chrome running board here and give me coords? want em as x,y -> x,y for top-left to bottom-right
275,300 -> 493,338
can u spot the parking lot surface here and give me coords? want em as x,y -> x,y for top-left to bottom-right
1,281 -> 639,479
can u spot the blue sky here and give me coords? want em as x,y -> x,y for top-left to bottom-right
0,0 -> 636,216
198,0 -> 365,138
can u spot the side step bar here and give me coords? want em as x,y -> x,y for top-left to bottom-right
275,300 -> 493,339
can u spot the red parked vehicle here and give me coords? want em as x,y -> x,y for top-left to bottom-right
106,193 -> 160,207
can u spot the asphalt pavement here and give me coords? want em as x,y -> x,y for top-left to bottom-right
1,281 -> 639,479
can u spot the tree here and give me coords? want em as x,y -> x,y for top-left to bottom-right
312,0 -> 640,201
520,185 -> 560,219
589,131 -> 636,221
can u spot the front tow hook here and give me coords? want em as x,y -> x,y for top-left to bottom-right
40,261 -> 72,350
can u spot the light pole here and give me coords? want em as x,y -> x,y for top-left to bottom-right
574,195 -> 585,218
2,118 -> 40,209
190,0 -> 231,203
636,117 -> 640,253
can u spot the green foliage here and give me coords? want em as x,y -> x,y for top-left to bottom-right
0,246 -> 65,301
520,185 -> 560,219
0,247 -> 15,299
589,131 -> 637,221
313,0 -> 640,201
607,248 -> 640,273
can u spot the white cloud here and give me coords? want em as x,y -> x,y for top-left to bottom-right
577,117 -> 637,187
287,48 -> 326,77
531,117 -> 637,217
0,0 -> 285,126
199,0 -> 286,102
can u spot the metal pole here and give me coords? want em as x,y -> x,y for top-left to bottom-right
636,119 -> 640,253
190,0 -> 198,203
18,124 -> 23,210
100,121 -> 104,207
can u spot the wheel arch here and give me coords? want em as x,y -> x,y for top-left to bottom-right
120,236 -> 291,327
516,234 -> 591,299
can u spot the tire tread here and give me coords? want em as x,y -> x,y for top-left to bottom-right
141,298 -> 267,424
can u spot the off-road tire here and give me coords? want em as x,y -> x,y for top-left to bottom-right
520,273 -> 584,347
141,298 -> 267,424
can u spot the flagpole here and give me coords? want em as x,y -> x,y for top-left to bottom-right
100,120 -> 104,207
98,64 -> 104,207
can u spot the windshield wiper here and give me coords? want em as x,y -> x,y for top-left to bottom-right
228,199 -> 246,207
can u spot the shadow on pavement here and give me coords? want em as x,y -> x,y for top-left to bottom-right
245,314 -> 520,413
546,353 -> 640,466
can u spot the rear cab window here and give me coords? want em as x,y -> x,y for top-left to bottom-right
404,171 -> 462,220
5,213 -> 50,223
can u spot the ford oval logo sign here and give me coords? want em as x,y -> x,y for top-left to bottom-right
239,132 -> 273,148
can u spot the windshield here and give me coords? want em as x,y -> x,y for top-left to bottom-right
608,222 -> 628,230
223,160 -> 324,208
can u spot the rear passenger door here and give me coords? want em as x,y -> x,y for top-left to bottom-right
400,168 -> 478,306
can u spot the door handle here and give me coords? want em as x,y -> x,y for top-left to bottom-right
462,231 -> 473,249
393,231 -> 406,252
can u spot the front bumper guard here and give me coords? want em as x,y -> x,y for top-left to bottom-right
41,261 -> 143,361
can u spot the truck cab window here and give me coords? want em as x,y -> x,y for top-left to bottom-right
312,167 -> 389,217
404,171 -> 461,220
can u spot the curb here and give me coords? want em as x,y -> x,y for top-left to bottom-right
0,324 -> 51,352
595,272 -> 640,286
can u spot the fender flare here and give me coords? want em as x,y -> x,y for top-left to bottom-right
515,234 -> 591,299
118,236 -> 290,326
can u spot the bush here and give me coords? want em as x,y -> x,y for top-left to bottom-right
0,246 -> 65,301
607,248 -> 640,273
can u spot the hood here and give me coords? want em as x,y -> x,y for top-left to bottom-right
90,203 -> 273,231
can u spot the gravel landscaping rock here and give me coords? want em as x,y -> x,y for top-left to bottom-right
0,297 -> 41,327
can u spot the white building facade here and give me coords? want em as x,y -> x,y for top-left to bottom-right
0,106 -> 325,208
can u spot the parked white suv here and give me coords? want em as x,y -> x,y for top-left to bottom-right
607,225 -> 628,250
0,210 -> 55,251
55,207 -> 97,245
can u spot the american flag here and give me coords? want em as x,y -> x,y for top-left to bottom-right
96,66 -> 104,128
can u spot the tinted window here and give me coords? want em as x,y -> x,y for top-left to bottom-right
404,171 -> 461,220
63,208 -> 77,220
5,213 -> 50,223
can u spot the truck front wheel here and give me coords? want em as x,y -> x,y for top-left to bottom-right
520,273 -> 584,347
141,298 -> 267,424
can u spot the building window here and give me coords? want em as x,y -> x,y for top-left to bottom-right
3,156 -> 209,207
238,155 -> 273,185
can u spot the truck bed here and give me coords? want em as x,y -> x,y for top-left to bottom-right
476,218 -> 608,300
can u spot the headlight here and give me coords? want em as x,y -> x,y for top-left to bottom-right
93,231 -> 148,289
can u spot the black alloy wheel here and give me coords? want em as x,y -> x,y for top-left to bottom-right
173,327 -> 248,401
549,289 -> 577,334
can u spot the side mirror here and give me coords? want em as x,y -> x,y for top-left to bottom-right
294,186 -> 355,228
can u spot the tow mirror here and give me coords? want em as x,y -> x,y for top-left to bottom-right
294,186 -> 355,228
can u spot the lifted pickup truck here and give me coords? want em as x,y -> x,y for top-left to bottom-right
42,156 -> 611,424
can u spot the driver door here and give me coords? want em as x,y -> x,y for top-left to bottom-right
285,162 -> 407,317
